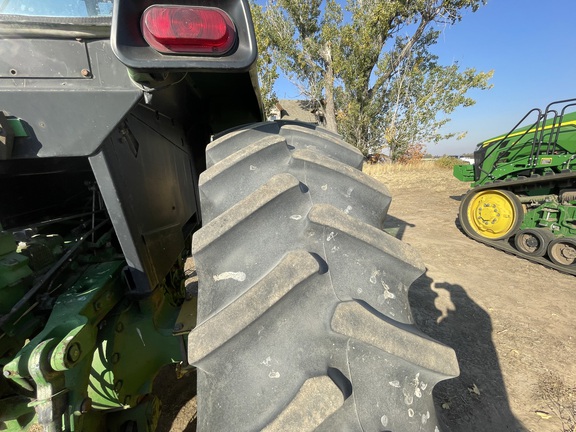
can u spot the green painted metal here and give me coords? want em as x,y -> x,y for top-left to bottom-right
454,110 -> 576,188
0,395 -> 36,431
6,117 -> 27,137
2,259 -> 126,430
0,237 -> 186,431
0,231 -> 33,317
453,164 -> 474,182
87,288 -> 182,412
0,227 -> 41,393
454,100 -> 576,261
521,198 -> 576,235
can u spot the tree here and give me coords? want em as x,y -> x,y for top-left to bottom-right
251,3 -> 279,118
395,142 -> 426,164
251,0 -> 493,160
377,51 -> 492,161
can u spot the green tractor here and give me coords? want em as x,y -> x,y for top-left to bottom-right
0,1 -> 458,431
454,99 -> 576,274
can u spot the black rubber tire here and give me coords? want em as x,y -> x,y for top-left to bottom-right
514,228 -> 556,257
188,121 -> 459,431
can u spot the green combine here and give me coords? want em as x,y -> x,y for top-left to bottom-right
454,99 -> 576,274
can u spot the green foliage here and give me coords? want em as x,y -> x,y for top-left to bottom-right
435,156 -> 467,169
253,0 -> 493,160
250,2 -> 279,117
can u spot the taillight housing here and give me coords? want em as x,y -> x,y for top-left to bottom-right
141,5 -> 236,55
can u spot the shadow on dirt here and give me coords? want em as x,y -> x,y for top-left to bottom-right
449,194 -> 465,202
154,366 -> 197,432
384,207 -> 524,429
409,273 -> 527,431
382,214 -> 416,240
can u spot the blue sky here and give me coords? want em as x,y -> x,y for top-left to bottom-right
272,0 -> 576,155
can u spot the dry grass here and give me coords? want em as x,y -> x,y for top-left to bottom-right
363,161 -> 467,193
535,372 -> 576,432
363,160 -> 436,175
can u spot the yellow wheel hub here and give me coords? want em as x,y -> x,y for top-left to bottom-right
466,190 -> 520,239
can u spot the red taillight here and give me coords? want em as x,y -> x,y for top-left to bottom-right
141,5 -> 236,55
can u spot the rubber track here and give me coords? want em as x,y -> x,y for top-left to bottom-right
463,171 -> 576,276
459,230 -> 576,276
189,121 -> 459,431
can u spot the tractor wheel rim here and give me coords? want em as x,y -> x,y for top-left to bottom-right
551,241 -> 576,265
518,232 -> 539,253
467,191 -> 518,239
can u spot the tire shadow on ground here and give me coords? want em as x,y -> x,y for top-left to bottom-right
449,194 -> 465,202
154,366 -> 197,432
409,272 -> 527,432
382,214 -> 416,240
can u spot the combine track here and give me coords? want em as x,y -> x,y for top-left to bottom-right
460,170 -> 576,276
461,232 -> 576,276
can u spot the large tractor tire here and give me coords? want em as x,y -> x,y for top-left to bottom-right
188,121 -> 459,431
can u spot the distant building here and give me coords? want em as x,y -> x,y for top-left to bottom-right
459,157 -> 475,165
448,155 -> 475,164
268,100 -> 326,126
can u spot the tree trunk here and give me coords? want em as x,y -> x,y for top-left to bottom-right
320,42 -> 338,133
323,68 -> 338,133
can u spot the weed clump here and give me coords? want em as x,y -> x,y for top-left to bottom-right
435,156 -> 467,169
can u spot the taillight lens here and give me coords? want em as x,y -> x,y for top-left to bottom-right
141,5 -> 236,55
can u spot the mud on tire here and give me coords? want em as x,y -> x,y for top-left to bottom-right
188,121 -> 459,431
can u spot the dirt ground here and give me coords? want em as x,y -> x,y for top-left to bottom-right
157,164 -> 575,432
374,164 -> 576,432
